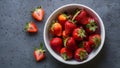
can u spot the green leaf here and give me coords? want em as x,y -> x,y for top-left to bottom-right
39,43 -> 45,53
40,43 -> 43,49
24,22 -> 29,30
78,28 -> 86,38
32,6 -> 41,13
37,6 -> 41,9
50,20 -> 56,32
94,37 -> 101,48
62,13 -> 69,19
61,53 -> 68,60
79,50 -> 88,60
86,20 -> 98,32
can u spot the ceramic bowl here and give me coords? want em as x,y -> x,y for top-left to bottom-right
44,4 -> 105,65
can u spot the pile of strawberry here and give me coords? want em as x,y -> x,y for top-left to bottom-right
49,9 -> 101,61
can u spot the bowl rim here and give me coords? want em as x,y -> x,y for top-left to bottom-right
43,3 -> 105,65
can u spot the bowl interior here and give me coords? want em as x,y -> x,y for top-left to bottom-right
44,4 -> 105,65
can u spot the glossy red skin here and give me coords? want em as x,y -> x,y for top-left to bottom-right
50,28 -> 62,37
74,48 -> 88,61
83,41 -> 92,54
66,37 -> 78,51
59,22 -> 66,30
60,47 -> 73,60
83,33 -> 89,41
89,34 -> 101,47
72,27 -> 86,41
75,10 -> 87,22
65,21 -> 77,35
50,37 -> 63,53
59,20 -> 66,26
80,17 -> 89,25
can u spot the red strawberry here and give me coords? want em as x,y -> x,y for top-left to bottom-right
83,41 -> 92,54
74,10 -> 87,22
50,37 -> 63,53
34,43 -> 45,62
32,6 -> 44,21
84,17 -> 98,34
74,48 -> 88,61
80,17 -> 89,25
65,21 -> 77,35
64,37 -> 78,51
50,21 -> 62,36
25,21 -> 38,33
60,47 -> 73,60
72,27 -> 86,41
58,14 -> 68,29
89,34 -> 101,48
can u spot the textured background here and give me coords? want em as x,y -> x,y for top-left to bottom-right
0,0 -> 120,68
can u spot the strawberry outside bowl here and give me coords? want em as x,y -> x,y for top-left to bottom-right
43,4 -> 105,65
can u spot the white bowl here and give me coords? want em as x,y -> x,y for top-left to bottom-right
43,4 -> 105,65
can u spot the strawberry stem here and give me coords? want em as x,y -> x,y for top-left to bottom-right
68,20 -> 77,24
39,43 -> 45,52
64,38 -> 69,47
72,10 -> 81,21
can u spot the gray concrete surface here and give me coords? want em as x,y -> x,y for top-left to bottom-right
0,0 -> 120,68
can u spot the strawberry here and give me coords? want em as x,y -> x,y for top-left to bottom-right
60,47 -> 73,60
83,41 -> 92,54
32,6 -> 44,21
64,37 -> 78,51
34,43 -> 45,62
85,17 -> 98,34
50,37 -> 63,53
65,21 -> 77,35
50,21 -> 62,36
58,14 -> 68,29
25,21 -> 38,33
62,30 -> 68,39
72,27 -> 86,41
74,48 -> 88,61
79,17 -> 89,25
74,9 -> 87,22
89,34 -> 101,48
